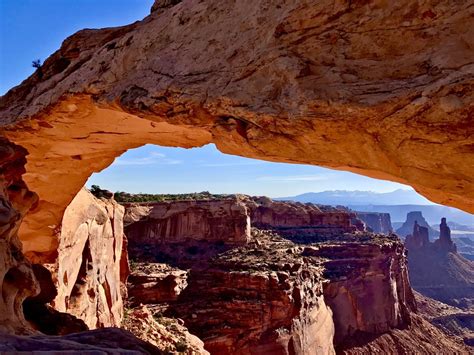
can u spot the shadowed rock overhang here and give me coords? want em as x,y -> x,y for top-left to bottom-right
0,0 -> 473,261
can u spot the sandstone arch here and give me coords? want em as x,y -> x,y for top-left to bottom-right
0,0 -> 473,263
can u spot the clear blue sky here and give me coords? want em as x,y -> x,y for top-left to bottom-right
1,0 -> 423,198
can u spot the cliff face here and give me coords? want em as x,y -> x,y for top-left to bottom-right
246,197 -> 359,238
170,233 -> 335,354
52,188 -> 126,329
124,199 -> 251,266
305,241 -> 415,344
0,0 -> 472,264
355,212 -> 393,234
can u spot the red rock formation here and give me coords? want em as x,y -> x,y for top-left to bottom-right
52,188 -> 126,329
122,305 -> 209,354
124,199 -> 251,246
128,263 -> 188,304
168,232 -> 335,354
124,199 -> 251,267
0,0 -> 473,264
305,241 -> 415,343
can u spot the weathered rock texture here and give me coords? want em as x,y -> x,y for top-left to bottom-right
128,263 -> 188,304
0,138 -> 39,334
0,0 -> 473,262
52,188 -> 126,329
355,212 -> 393,234
415,291 -> 474,348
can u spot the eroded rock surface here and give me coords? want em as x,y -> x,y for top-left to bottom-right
0,0 -> 473,262
0,138 -> 39,334
52,188 -> 126,329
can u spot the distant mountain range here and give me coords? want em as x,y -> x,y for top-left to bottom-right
276,189 -> 474,225
277,189 -> 432,205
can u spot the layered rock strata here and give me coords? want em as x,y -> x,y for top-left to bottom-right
245,196 -> 361,239
125,199 -> 251,266
52,188 -> 126,329
0,0 -> 473,264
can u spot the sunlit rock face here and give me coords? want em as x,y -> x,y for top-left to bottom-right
52,188 -> 126,329
0,0 -> 473,263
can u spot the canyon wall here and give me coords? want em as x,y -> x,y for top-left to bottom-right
355,212 -> 393,234
123,198 -> 425,353
124,199 -> 251,265
0,0 -> 472,263
305,241 -> 415,344
52,188 -> 126,329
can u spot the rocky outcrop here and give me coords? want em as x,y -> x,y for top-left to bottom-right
405,220 -> 430,249
355,212 -> 393,234
434,217 -> 457,252
128,263 -> 188,304
123,305 -> 209,354
1,0 -> 473,263
127,225 -> 417,354
339,314 -> 469,354
405,219 -> 474,309
396,211 -> 438,240
304,239 -> 415,344
52,188 -> 126,329
414,291 -> 474,348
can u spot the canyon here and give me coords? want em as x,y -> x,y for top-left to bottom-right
0,0 -> 473,353
122,195 -> 468,353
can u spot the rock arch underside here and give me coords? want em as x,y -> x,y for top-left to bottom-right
0,0 -> 473,351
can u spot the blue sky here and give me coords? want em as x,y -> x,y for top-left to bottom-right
87,144 -> 416,197
2,0 -> 422,198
